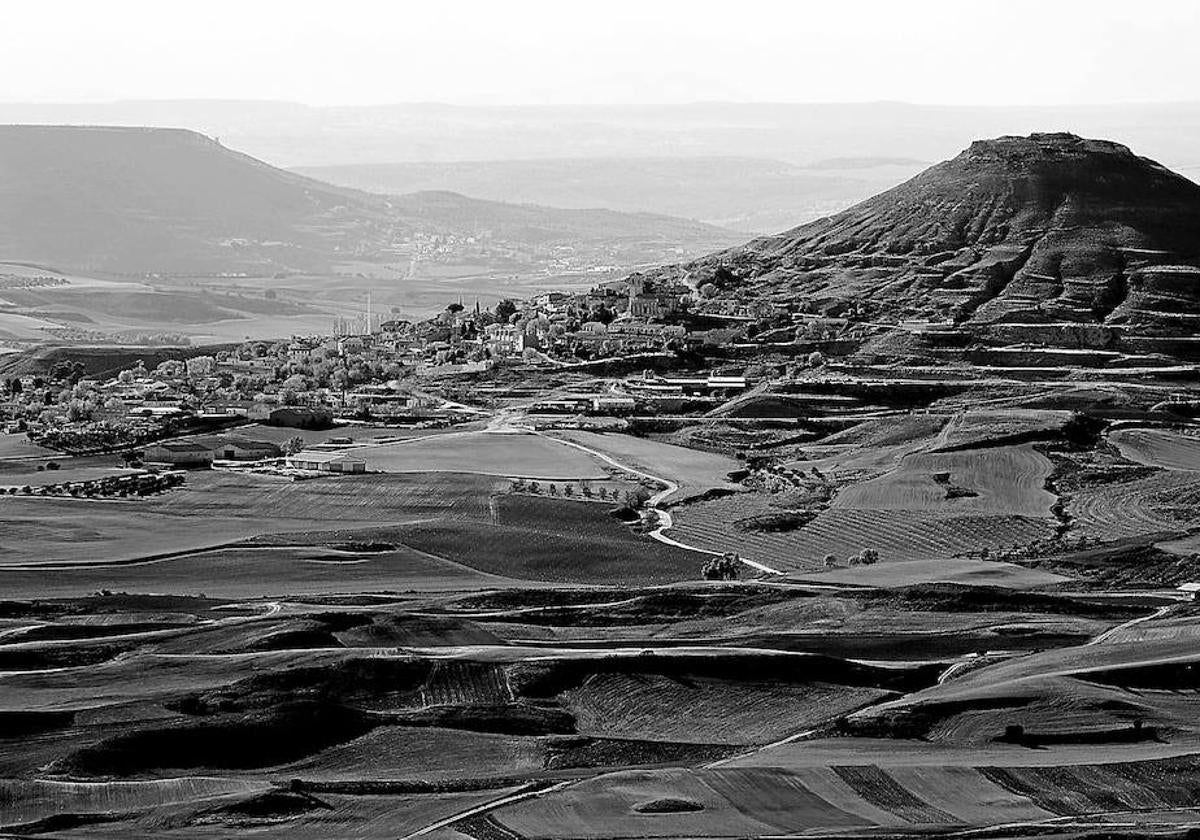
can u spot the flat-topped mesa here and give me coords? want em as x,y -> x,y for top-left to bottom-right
960,133 -> 1137,166
676,133 -> 1200,359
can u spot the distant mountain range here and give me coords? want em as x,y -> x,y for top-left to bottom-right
0,126 -> 741,275
5,100 -> 1198,243
294,157 -> 928,234
3,101 -> 1199,173
670,133 -> 1200,362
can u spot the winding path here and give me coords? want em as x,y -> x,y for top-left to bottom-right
541,432 -> 783,575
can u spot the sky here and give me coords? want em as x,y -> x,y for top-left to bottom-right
3,0 -> 1198,107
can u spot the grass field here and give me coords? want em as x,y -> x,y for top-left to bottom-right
0,464 -> 142,489
212,422 -> 481,448
548,430 -> 744,499
0,432 -> 57,460
363,431 -> 608,479
0,472 -> 505,567
0,545 -> 515,600
396,496 -> 704,585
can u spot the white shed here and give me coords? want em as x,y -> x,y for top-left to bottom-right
285,451 -> 367,474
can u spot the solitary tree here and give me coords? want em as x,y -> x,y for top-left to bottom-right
494,299 -> 518,322
282,435 -> 305,455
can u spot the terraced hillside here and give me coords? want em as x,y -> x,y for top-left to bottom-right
666,133 -> 1200,361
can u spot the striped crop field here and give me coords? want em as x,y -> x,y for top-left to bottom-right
1068,469 -> 1200,541
832,444 -> 1055,518
1109,428 -> 1200,471
563,673 -> 890,746
669,497 -> 1055,571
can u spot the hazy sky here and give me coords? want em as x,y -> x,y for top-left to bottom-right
4,0 -> 1198,106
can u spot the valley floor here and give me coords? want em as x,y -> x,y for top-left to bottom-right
4,372 -> 1200,838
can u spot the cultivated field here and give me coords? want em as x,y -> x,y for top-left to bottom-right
563,674 -> 890,745
832,444 -> 1055,518
1109,427 -> 1200,471
0,777 -> 269,828
548,430 -> 744,499
669,498 -> 1056,571
0,545 -> 515,600
363,430 -> 608,479
396,496 -> 704,585
0,471 -> 507,567
1068,469 -> 1200,541
0,432 -> 56,460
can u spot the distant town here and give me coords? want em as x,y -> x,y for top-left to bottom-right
0,269 -> 873,477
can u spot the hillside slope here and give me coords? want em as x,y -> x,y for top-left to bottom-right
0,126 -> 740,274
678,133 -> 1200,359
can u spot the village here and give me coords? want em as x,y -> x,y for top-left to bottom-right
0,270 -> 877,478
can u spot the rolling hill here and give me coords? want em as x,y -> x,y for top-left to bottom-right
675,133 -> 1200,361
0,126 -> 741,275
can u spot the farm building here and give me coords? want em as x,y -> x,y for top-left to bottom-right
590,396 -> 637,415
143,441 -> 214,467
285,451 -> 367,474
214,438 -> 283,461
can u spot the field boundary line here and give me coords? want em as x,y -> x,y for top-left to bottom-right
1087,603 -> 1174,646
397,779 -> 573,840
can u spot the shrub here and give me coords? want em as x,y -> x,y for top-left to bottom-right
701,553 -> 741,581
